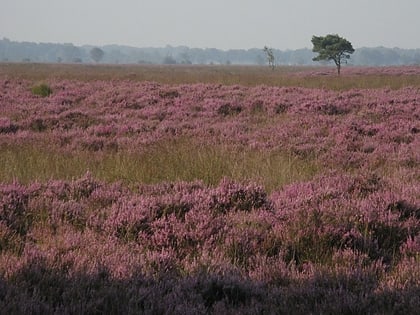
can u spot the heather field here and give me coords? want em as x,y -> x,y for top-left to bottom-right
0,64 -> 419,314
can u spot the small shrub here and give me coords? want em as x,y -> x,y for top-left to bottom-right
275,103 -> 289,114
159,90 -> 180,99
61,111 -> 97,130
31,83 -> 52,97
29,118 -> 47,132
217,103 -> 242,116
319,103 -> 350,115
0,118 -> 18,134
210,179 -> 269,214
201,277 -> 252,309
250,100 -> 265,114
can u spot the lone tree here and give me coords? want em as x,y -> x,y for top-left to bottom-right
263,46 -> 275,70
311,34 -> 354,75
90,47 -> 104,63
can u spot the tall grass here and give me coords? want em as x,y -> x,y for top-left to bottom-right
0,141 -> 318,191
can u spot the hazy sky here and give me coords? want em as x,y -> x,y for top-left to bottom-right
1,0 -> 419,50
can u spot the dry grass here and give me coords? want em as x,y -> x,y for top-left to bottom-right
0,141 -> 318,192
2,63 -> 420,90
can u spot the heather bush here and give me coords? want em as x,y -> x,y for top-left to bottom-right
0,172 -> 418,313
0,73 -> 419,313
0,183 -> 33,237
1,79 -> 418,176
0,118 -> 18,134
217,103 -> 243,116
271,173 -> 420,267
209,179 -> 270,214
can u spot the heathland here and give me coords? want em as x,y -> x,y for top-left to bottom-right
0,64 -> 419,314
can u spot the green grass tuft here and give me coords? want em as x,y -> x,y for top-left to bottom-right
31,83 -> 52,97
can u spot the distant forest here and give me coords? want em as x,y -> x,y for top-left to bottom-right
1,38 -> 420,66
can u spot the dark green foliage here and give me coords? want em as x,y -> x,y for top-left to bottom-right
200,277 -> 253,309
29,118 -> 47,132
31,83 -> 52,97
217,103 -> 242,116
312,34 -> 355,75
388,200 -> 420,220
159,89 -> 180,99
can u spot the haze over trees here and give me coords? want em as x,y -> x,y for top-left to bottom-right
312,34 -> 355,75
1,38 -> 420,66
90,47 -> 104,63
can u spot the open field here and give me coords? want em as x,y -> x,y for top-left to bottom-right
0,64 -> 419,313
2,62 -> 420,89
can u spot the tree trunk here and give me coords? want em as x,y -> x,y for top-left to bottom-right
333,58 -> 341,76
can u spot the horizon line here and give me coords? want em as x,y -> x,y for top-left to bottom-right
2,36 -> 420,52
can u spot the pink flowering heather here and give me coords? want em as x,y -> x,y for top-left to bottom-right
0,171 -> 418,313
0,70 -> 419,313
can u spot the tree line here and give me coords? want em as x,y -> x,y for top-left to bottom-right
1,37 -> 420,66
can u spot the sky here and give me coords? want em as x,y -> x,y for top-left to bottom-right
1,0 -> 420,50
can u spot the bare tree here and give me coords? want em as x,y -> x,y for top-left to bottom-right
263,46 -> 275,70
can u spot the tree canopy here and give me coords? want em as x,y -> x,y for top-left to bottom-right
312,34 -> 355,75
90,47 -> 104,63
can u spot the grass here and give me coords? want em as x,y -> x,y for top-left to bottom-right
1,63 -> 420,90
31,83 -> 52,97
0,140 -> 318,192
